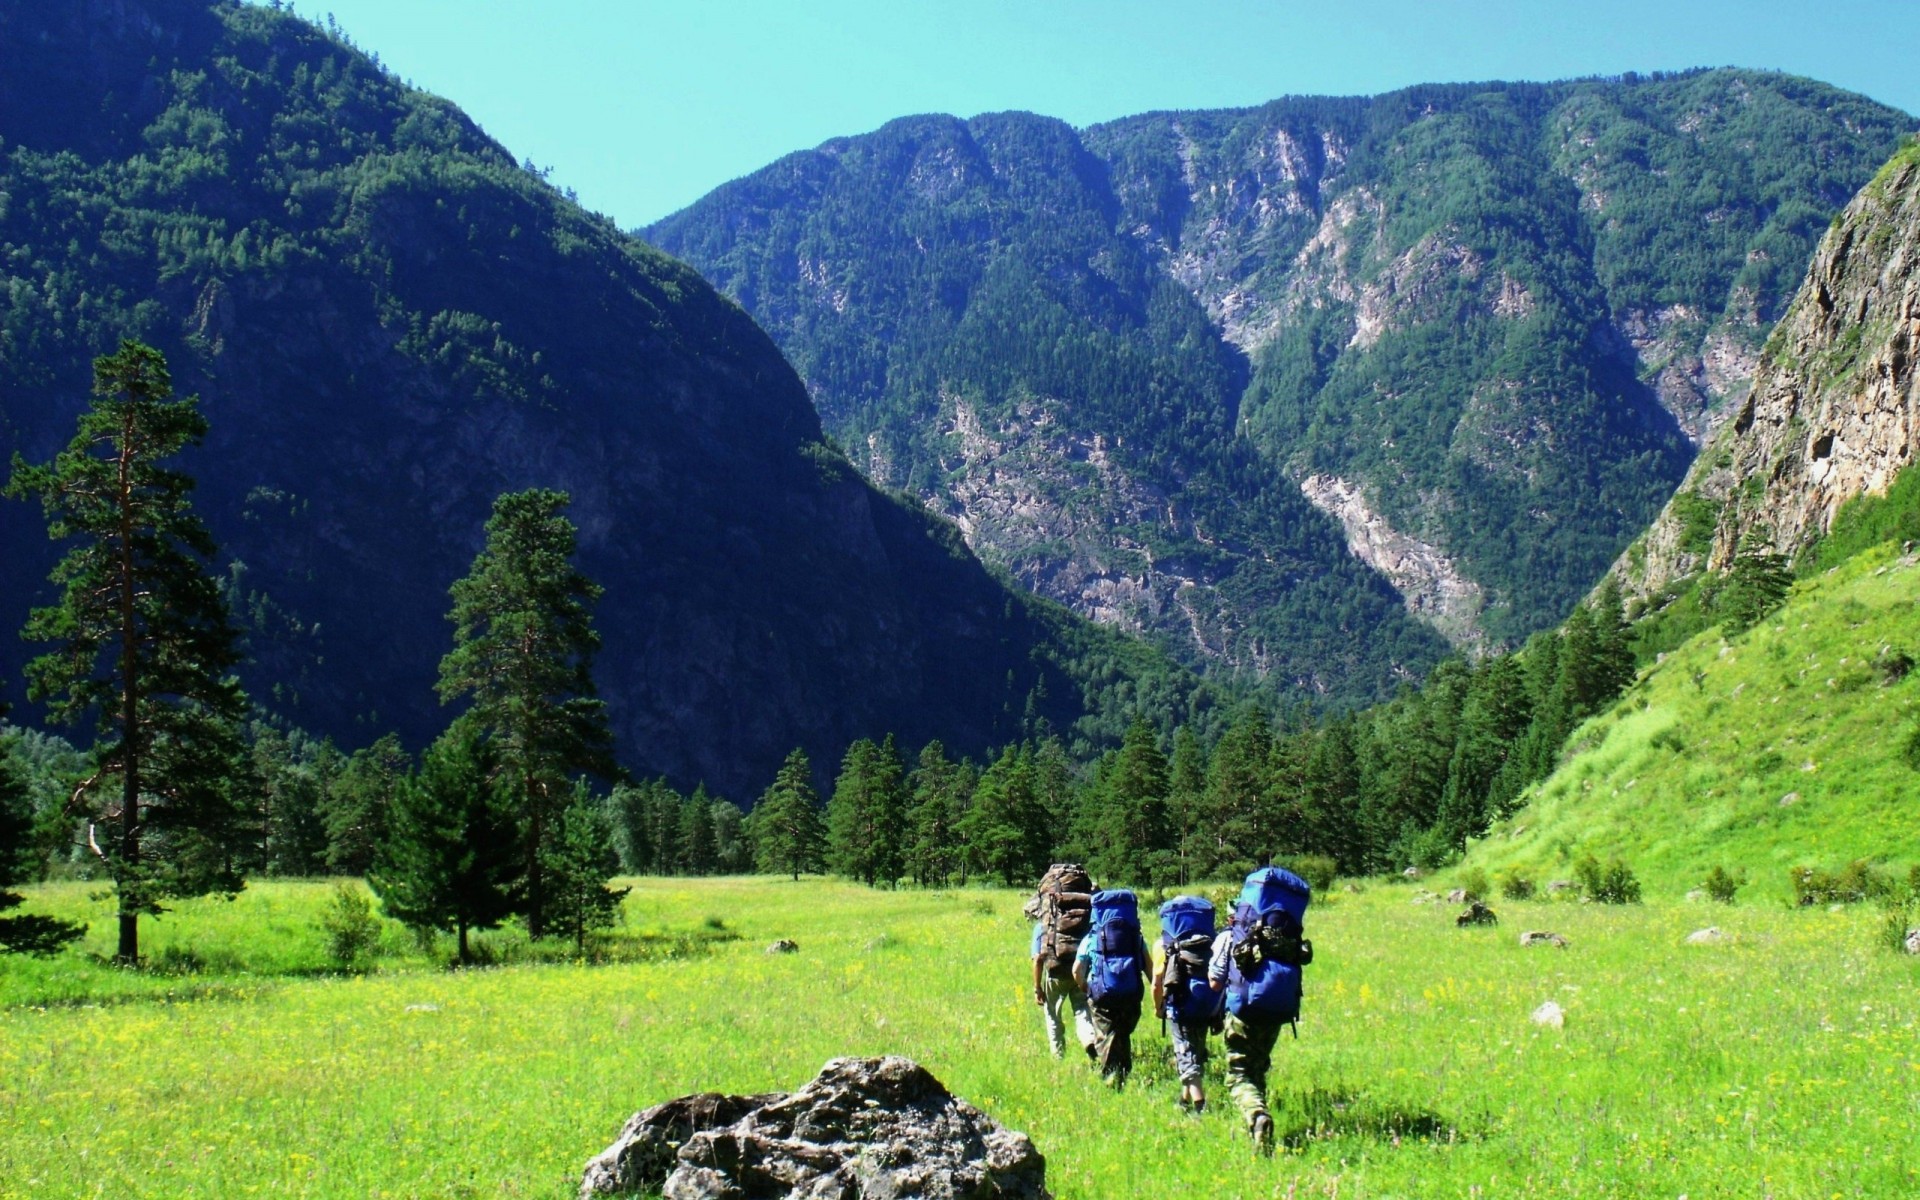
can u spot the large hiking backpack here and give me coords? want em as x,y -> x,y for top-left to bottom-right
1225,866 -> 1314,1024
1032,864 -> 1094,981
1158,895 -> 1225,1023
1085,888 -> 1145,1004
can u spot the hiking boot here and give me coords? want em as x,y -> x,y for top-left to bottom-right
1250,1113 -> 1274,1156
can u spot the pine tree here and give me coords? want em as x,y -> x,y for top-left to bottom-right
606,782 -> 652,874
753,749 -> 827,880
826,737 -> 907,887
436,489 -> 614,938
678,786 -> 717,876
1298,717 -> 1366,871
368,719 -> 521,964
6,340 -> 251,963
1435,655 -> 1532,850
710,798 -> 751,873
322,734 -> 408,875
0,724 -> 86,955
1166,726 -> 1208,885
904,740 -> 968,887
1718,543 -> 1794,634
539,782 -> 630,954
1093,717 -> 1172,886
958,745 -> 1048,886
253,725 -> 328,876
1202,709 -> 1273,875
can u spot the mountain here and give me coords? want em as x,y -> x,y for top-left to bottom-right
1621,139 -> 1920,596
0,0 -> 1211,798
648,73 -> 1912,694
1474,141 -> 1920,897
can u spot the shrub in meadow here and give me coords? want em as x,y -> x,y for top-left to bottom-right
1573,854 -> 1642,904
1790,860 -> 1899,906
1457,866 -> 1490,903
319,883 -> 383,969
1703,865 -> 1745,904
1498,869 -> 1536,901
1283,855 -> 1339,892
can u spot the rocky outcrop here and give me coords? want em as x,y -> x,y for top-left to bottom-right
1622,148 -> 1920,596
581,1057 -> 1050,1200
1301,475 -> 1488,652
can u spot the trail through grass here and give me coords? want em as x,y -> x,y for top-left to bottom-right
3,876 -> 1918,1198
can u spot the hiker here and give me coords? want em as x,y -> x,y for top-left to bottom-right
1154,894 -> 1226,1113
1073,887 -> 1149,1087
1027,864 -> 1097,1060
1210,866 -> 1314,1154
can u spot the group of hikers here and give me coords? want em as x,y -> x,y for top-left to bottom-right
1025,864 -> 1314,1155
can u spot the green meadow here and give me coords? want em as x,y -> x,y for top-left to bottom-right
3,876 -> 1917,1199
1474,541 -> 1920,898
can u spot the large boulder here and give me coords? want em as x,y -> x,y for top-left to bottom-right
581,1056 -> 1050,1199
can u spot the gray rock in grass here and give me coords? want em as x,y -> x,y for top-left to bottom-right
1530,1001 -> 1565,1029
1445,888 -> 1469,904
1518,930 -> 1568,948
1545,880 -> 1576,896
582,1056 -> 1050,1199
1904,928 -> 1920,956
1685,927 -> 1728,945
765,939 -> 800,954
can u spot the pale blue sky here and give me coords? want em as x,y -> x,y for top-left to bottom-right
290,1 -> 1920,230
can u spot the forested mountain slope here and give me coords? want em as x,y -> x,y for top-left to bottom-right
649,73 -> 1910,689
0,0 -> 1210,798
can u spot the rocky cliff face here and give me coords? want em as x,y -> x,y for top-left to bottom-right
0,0 -> 1192,796
1621,145 -> 1920,593
652,73 -> 1909,670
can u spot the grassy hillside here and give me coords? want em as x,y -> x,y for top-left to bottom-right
4,877 -> 1918,1197
1471,540 -> 1920,900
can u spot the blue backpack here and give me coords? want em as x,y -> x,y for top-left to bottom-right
1158,896 -> 1225,1023
1085,889 -> 1146,1004
1225,867 -> 1314,1024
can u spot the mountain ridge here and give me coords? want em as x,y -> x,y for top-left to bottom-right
650,71 -> 1912,691
0,0 -> 1212,798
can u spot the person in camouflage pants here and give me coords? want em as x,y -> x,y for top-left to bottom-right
1210,933 -> 1283,1151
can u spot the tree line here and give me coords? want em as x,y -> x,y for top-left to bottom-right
0,340 -> 1650,965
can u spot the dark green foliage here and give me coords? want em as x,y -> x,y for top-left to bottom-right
1497,869 -> 1536,901
368,720 -> 521,964
826,737 -> 908,887
540,782 -> 631,954
1573,854 -> 1643,904
957,745 -> 1052,886
1670,492 -> 1723,556
0,1 -> 1206,802
437,489 -> 614,938
1717,546 -> 1795,634
751,750 -> 828,881
0,727 -> 86,955
251,724 -> 330,877
316,882 -> 382,969
903,742 -> 970,887
7,340 -> 251,962
1790,860 -> 1899,906
1702,865 -> 1745,904
1904,724 -> 1920,772
677,787 -> 718,878
1282,854 -> 1340,893
322,734 -> 409,875
1079,718 -> 1174,887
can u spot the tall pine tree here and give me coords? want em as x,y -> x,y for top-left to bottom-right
540,782 -> 630,954
368,719 -> 521,964
826,737 -> 907,887
437,489 -> 614,938
753,749 -> 827,880
6,341 -> 250,963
